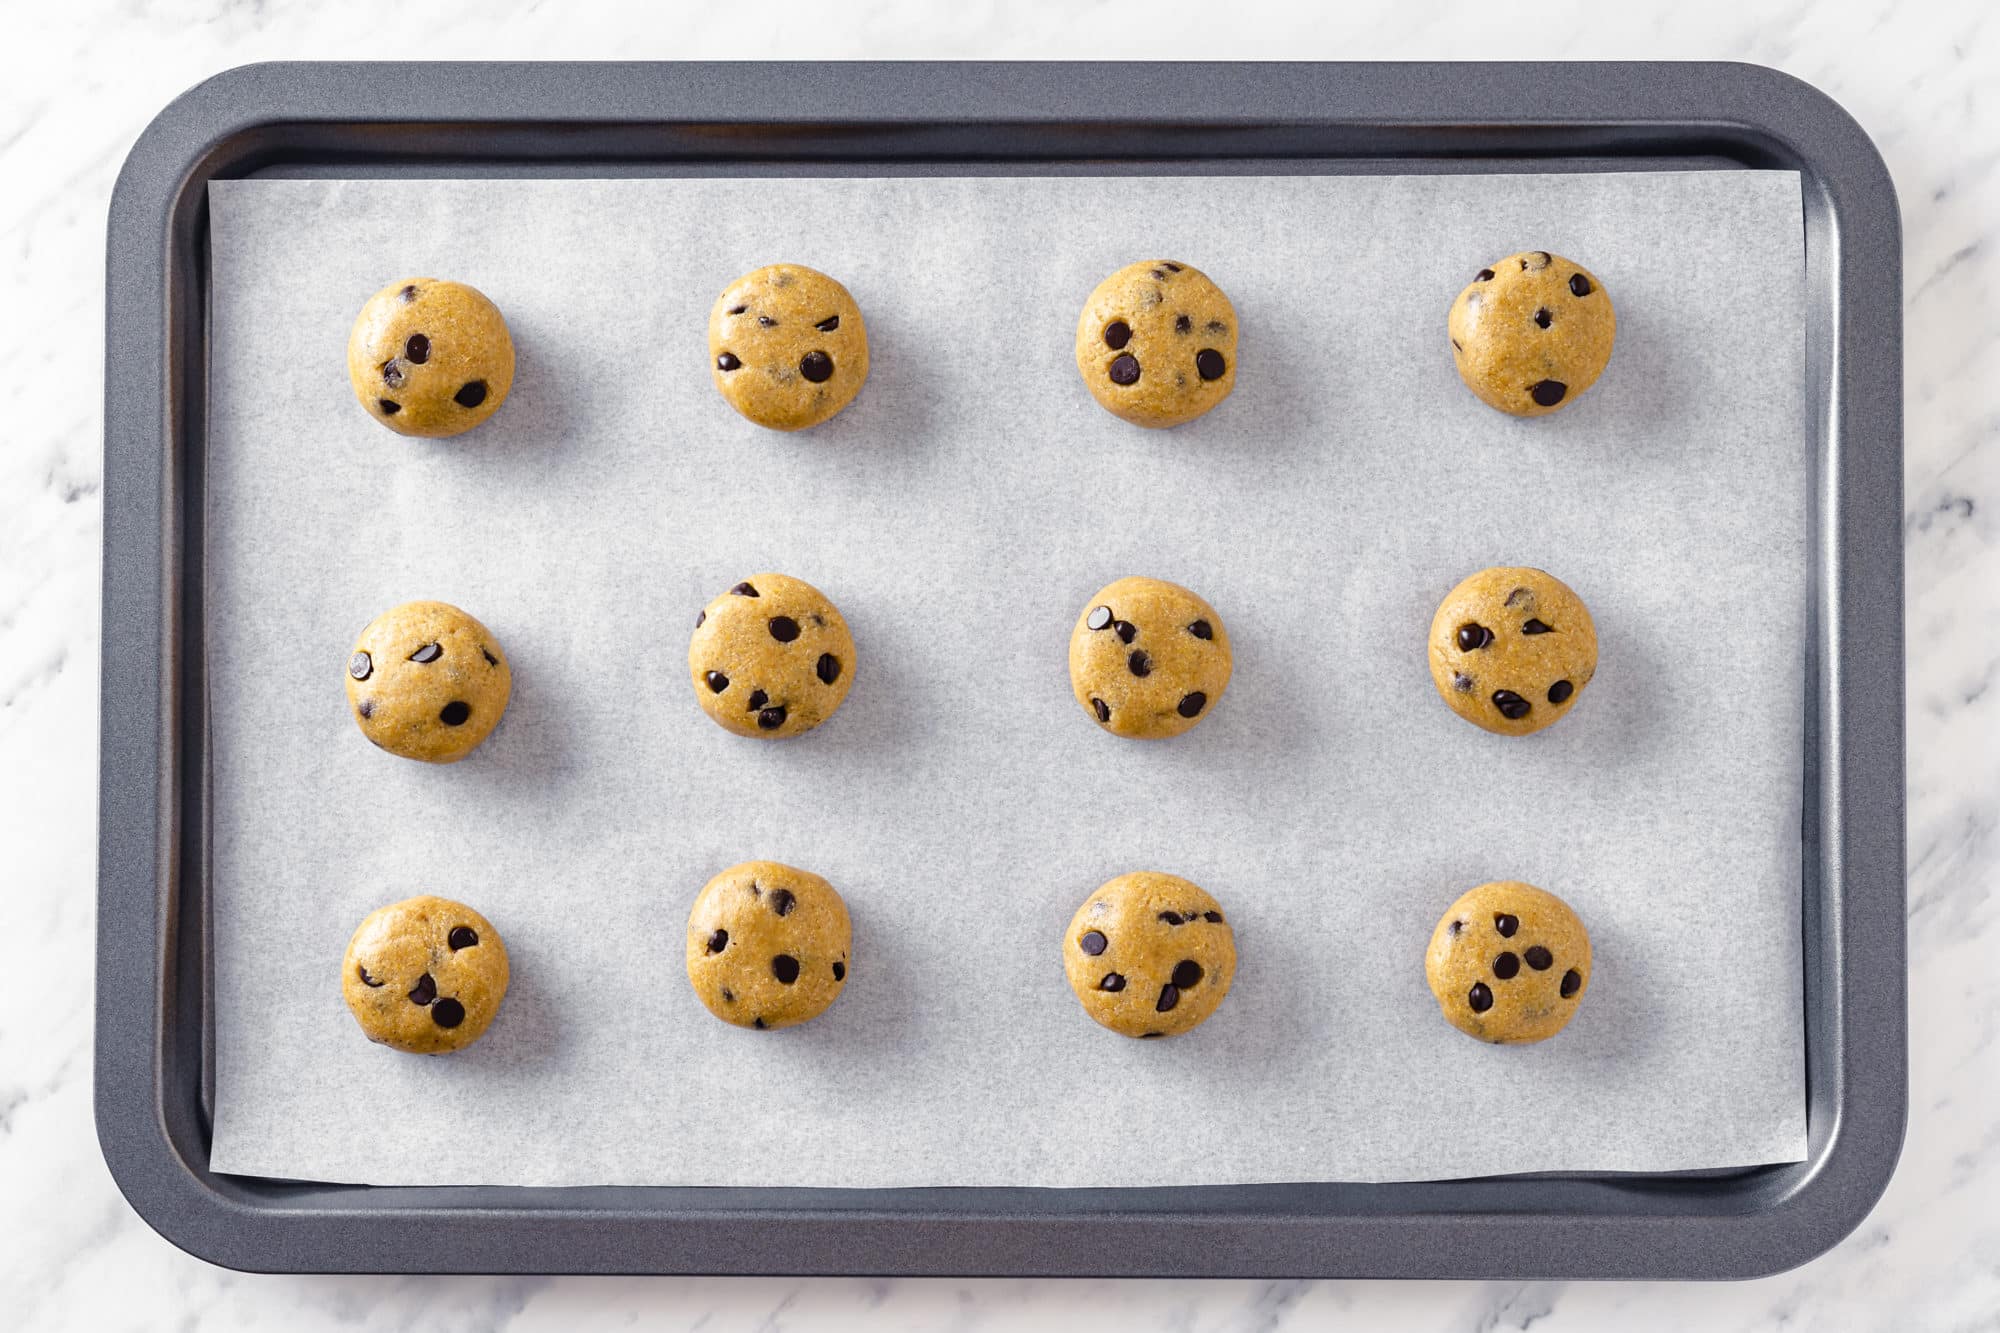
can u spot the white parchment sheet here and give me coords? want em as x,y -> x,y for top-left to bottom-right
205,173 -> 1808,1187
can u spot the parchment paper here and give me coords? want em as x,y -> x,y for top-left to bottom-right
204,172 -> 1808,1187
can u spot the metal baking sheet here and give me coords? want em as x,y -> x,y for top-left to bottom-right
97,60 -> 1906,1277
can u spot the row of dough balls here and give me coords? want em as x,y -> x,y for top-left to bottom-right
342,869 -> 1593,1054
345,252 -> 1616,438
344,566 -> 1600,763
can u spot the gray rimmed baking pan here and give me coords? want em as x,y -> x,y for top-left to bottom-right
97,60 -> 1904,1278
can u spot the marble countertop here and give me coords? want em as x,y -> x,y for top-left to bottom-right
4,1 -> 1992,1327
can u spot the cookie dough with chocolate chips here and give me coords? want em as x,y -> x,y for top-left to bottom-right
686,861 -> 851,1030
1426,881 -> 1591,1044
1069,576 -> 1231,739
347,278 -> 515,437
1428,566 -> 1596,736
343,895 -> 510,1054
347,600 -> 512,763
688,574 -> 855,739
1064,872 -> 1236,1039
708,264 -> 870,431
1448,251 -> 1614,417
1074,260 -> 1238,429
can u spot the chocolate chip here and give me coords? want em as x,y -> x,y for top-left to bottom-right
410,643 -> 442,664
1451,339 -> 1462,353
800,350 -> 834,383
695,610 -> 706,628
1493,951 -> 1521,980
1492,690 -> 1530,720
815,315 -> 841,332
731,582 -> 759,597
1079,930 -> 1107,956
1140,1031 -> 1164,1039
757,315 -> 777,327
1533,308 -> 1552,329
816,653 -> 841,685
1476,268 -> 1495,282
448,926 -> 479,950
1456,623 -> 1493,652
439,701 -> 471,726
1164,262 -> 1183,272
399,285 -> 418,302
720,987 -> 735,1002
1171,960 -> 1203,989
1099,972 -> 1125,992
749,882 -> 760,896
766,616 -> 803,645
1521,619 -> 1552,635
1087,606 -> 1114,631
769,888 -> 796,917
1159,911 -> 1184,925
1452,673 -> 1473,693
1156,984 -> 1180,1013
772,954 -> 800,984
716,352 -> 741,372
745,689 -> 769,710
1524,251 -> 1553,271
1150,268 -> 1166,280
357,965 -> 383,988
727,305 -> 747,315
404,333 -> 431,364
431,998 -> 465,1029
1103,321 -> 1132,350
357,698 -> 374,719
752,1017 -> 767,1030
1494,914 -> 1518,937
381,361 -> 405,388
408,973 -> 437,1006
1177,692 -> 1207,718
1561,968 -> 1583,998
349,651 -> 373,681
1548,679 -> 1574,704
1569,273 -> 1593,297
378,398 -> 401,415
757,706 -> 786,730
1175,314 -> 1192,333
1525,945 -> 1553,970
1091,698 -> 1110,723
1528,379 -> 1567,407
1448,920 -> 1464,937
1108,354 -> 1140,385
698,670 -> 727,695
1205,319 -> 1227,334
1203,910 -> 1223,923
832,961 -> 846,981
454,380 -> 488,408
1112,620 -> 1137,644
481,647 -> 499,666
1195,349 -> 1227,381
707,929 -> 729,954
1188,619 -> 1213,640
1468,982 -> 1494,1012
1128,650 -> 1152,678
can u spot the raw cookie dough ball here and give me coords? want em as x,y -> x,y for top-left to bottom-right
1448,251 -> 1614,416
686,861 -> 852,1030
347,278 -> 515,437
347,600 -> 512,763
708,264 -> 870,431
1426,881 -> 1591,1044
1074,260 -> 1238,429
1069,576 -> 1232,739
1428,566 -> 1596,736
1064,872 -> 1236,1039
342,895 -> 510,1054
688,574 -> 855,739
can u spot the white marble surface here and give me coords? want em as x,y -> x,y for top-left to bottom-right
1,0 -> 1992,1327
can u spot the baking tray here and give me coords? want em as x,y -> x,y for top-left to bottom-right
96,60 -> 1906,1278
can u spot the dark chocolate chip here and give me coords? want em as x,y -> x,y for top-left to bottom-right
404,333 -> 431,364
720,987 -> 735,1002
1150,268 -> 1166,280
1156,984 -> 1180,1013
430,998 -> 465,1029
349,651 -> 373,681
1528,379 -> 1567,407
1103,320 -> 1132,350
454,380 -> 488,409
1112,620 -> 1137,644
1569,273 -> 1593,297
1108,354 -> 1140,385
1175,314 -> 1192,333
357,698 -> 375,719
1561,968 -> 1583,998
439,701 -> 471,726
1140,1031 -> 1164,1039
1164,262 -> 1183,272
832,961 -> 847,981
448,926 -> 478,951
1456,623 -> 1493,652
1521,619 -> 1552,635
799,350 -> 834,383
727,305 -> 747,315
481,647 -> 499,666
707,929 -> 729,954
1476,268 -> 1495,282
1091,698 -> 1111,724
1533,308 -> 1552,329
1205,319 -> 1227,334
1087,606 -> 1114,631
378,398 -> 401,415
1171,959 -> 1203,989
769,888 -> 797,917
1492,690 -> 1530,720
1195,349 -> 1227,381
745,688 -> 769,710
757,705 -> 787,730
1494,913 -> 1519,937
695,610 -> 706,628
1548,679 -> 1575,704
704,670 -> 729,693
768,615 -> 801,643
381,361 -> 405,389
1079,930 -> 1107,956
408,973 -> 437,1006
1099,972 -> 1125,992
815,315 -> 841,332
1128,650 -> 1152,678
1452,339 -> 1463,353
357,965 -> 383,987
731,582 -> 759,597
753,1017 -> 767,1029
758,315 -> 777,327
1203,910 -> 1223,923
816,653 -> 841,685
1524,945 -> 1553,971
399,284 -> 419,302
716,352 -> 741,372
1159,911 -> 1184,925
772,954 -> 801,984
1448,920 -> 1465,937
1177,692 -> 1207,719
1452,673 -> 1473,693
410,642 -> 442,664
1468,982 -> 1494,1012
1493,951 -> 1521,980
1188,619 -> 1213,640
